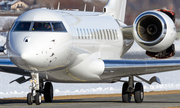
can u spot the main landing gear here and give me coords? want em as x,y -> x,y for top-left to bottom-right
122,76 -> 144,103
27,73 -> 54,105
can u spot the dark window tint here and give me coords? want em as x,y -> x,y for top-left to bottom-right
14,22 -> 31,31
32,22 -> 52,31
10,22 -> 18,31
52,22 -> 67,32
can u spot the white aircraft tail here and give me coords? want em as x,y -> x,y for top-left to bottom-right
103,0 -> 127,22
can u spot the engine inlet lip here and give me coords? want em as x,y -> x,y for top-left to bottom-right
133,11 -> 167,46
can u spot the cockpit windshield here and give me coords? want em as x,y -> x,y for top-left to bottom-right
13,21 -> 67,32
32,22 -> 52,31
14,22 -> 31,31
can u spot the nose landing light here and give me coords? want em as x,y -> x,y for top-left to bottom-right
21,53 -> 29,60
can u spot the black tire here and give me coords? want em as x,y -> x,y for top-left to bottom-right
134,82 -> 144,103
35,93 -> 41,105
44,82 -> 53,102
122,82 -> 131,103
27,93 -> 33,105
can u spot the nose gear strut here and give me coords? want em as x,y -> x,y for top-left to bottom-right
27,73 -> 54,105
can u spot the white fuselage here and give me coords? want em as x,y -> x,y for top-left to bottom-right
7,9 -> 133,83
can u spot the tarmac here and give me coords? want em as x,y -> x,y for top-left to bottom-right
0,91 -> 180,108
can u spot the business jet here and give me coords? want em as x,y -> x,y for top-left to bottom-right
0,0 -> 179,105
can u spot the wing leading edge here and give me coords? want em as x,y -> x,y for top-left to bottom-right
0,59 -> 30,76
101,59 -> 180,78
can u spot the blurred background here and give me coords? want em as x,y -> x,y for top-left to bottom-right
0,0 -> 180,30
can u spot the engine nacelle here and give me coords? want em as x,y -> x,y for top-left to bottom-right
133,10 -> 177,53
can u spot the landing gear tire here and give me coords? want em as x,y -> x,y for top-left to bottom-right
35,93 -> 42,105
44,82 -> 53,102
122,82 -> 131,103
27,93 -> 33,105
134,82 -> 144,103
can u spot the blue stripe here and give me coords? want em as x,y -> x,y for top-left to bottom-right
0,59 -> 14,65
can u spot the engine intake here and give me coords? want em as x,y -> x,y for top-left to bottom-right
133,10 -> 176,53
137,15 -> 162,42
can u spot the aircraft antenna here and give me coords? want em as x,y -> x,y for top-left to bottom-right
57,2 -> 60,10
84,4 -> 87,12
93,6 -> 95,12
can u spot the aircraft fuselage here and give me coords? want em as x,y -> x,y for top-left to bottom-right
7,9 -> 134,82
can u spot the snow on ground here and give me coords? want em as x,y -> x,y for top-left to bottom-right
0,16 -> 17,28
0,35 -> 6,46
1,71 -> 180,98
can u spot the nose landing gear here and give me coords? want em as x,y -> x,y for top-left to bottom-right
27,73 -> 54,105
44,82 -> 53,102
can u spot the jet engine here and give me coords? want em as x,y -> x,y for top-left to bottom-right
133,10 -> 177,59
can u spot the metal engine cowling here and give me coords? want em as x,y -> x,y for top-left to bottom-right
133,10 -> 176,53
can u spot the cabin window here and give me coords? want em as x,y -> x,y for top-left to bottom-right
93,29 -> 96,39
83,29 -> 87,39
87,29 -> 90,39
97,29 -> 100,39
109,29 -> 113,40
32,22 -> 52,31
52,22 -> 67,32
80,28 -> 83,39
106,30 -> 110,40
115,30 -> 118,39
90,29 -> 93,39
100,30 -> 103,40
103,29 -> 106,40
14,22 -> 31,31
112,30 -> 116,40
77,28 -> 80,39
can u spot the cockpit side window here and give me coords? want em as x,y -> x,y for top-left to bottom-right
10,21 -> 18,31
14,22 -> 31,31
52,22 -> 67,32
32,22 -> 52,31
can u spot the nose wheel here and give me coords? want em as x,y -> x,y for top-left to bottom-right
27,73 -> 54,105
44,82 -> 53,102
27,93 -> 33,105
35,93 -> 42,105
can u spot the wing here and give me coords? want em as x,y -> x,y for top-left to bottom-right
102,59 -> 180,78
0,58 -> 30,76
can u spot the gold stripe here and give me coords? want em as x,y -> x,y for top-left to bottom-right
66,68 -> 86,82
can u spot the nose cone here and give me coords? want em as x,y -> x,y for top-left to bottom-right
19,46 -> 71,70
20,52 -> 44,68
20,50 -> 58,69
8,30 -> 73,71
